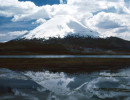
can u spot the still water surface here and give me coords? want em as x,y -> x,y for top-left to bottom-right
0,68 -> 130,100
0,55 -> 130,58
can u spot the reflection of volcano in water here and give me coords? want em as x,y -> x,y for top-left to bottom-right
0,68 -> 130,100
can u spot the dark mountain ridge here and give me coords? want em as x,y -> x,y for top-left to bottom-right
0,35 -> 130,55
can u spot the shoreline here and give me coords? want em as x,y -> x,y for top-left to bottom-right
0,52 -> 130,55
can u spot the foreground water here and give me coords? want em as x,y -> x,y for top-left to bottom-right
0,68 -> 130,100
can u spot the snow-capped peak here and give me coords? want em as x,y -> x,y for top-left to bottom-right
22,15 -> 99,39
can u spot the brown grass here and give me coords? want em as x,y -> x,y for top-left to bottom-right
0,58 -> 130,73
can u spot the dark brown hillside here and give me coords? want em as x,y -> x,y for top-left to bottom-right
0,36 -> 130,55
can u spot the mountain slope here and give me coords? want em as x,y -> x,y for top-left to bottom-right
0,36 -> 130,55
22,15 -> 99,39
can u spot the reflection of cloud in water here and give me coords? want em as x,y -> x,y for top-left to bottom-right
0,68 -> 130,100
24,68 -> 130,99
24,71 -> 74,95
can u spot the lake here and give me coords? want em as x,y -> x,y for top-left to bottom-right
0,68 -> 130,100
0,55 -> 130,58
0,55 -> 130,100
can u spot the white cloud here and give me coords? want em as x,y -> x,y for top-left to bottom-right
86,12 -> 130,39
60,0 -> 64,4
0,30 -> 28,42
0,0 -> 36,17
0,0 -> 130,40
0,0 -> 51,21
1,0 -> 129,22
9,30 -> 28,36
0,34 -> 6,37
67,0 -> 127,13
32,18 -> 47,24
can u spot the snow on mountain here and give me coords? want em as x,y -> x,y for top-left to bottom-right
22,15 -> 99,40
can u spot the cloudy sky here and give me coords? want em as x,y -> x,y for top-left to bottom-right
0,0 -> 130,42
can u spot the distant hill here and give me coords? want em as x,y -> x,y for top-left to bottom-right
0,35 -> 130,55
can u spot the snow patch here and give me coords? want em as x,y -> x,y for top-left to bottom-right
22,15 -> 99,40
